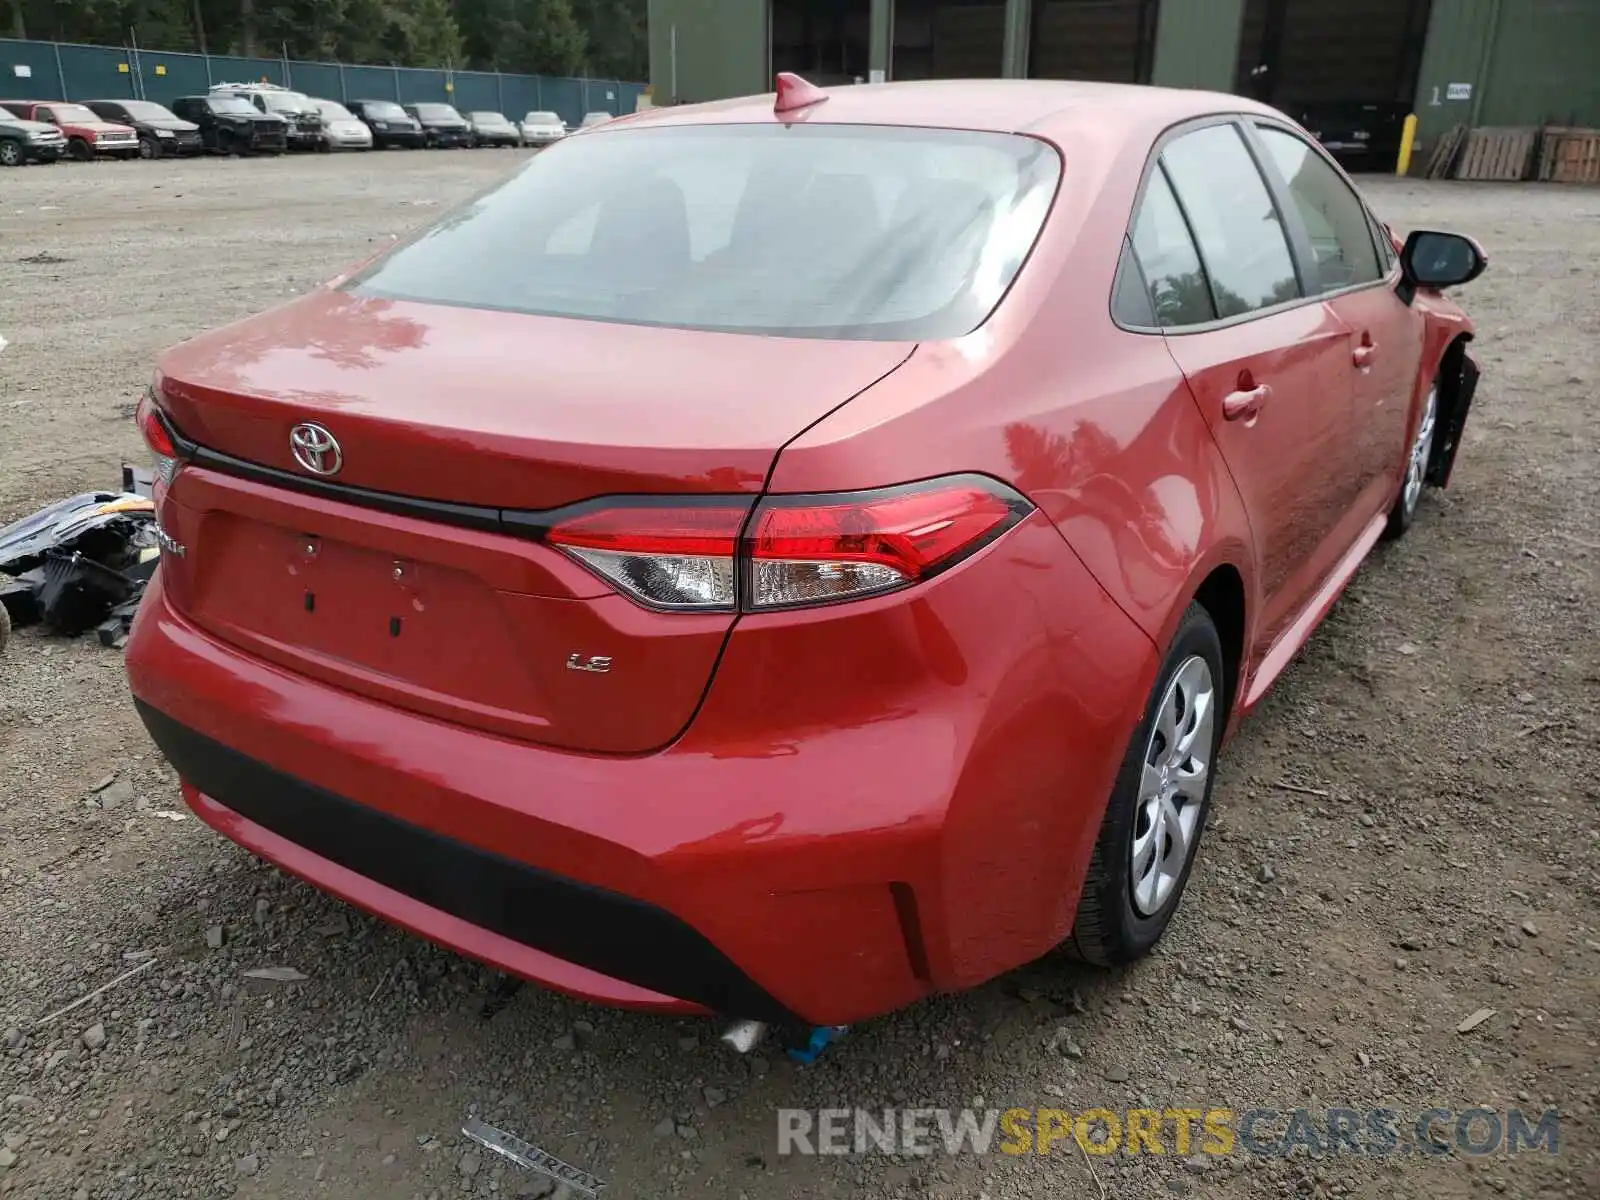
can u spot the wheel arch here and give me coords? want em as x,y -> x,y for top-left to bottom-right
1426,331 -> 1477,488
1191,562 -> 1248,724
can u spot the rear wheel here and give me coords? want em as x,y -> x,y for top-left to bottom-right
1069,603 -> 1224,965
1383,381 -> 1438,540
0,140 -> 22,167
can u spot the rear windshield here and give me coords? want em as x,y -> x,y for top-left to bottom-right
118,101 -> 177,120
259,91 -> 313,112
352,123 -> 1060,341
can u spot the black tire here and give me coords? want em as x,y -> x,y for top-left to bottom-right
0,140 -> 22,167
137,135 -> 159,160
68,138 -> 93,162
1383,379 -> 1439,541
1069,603 -> 1225,965
0,598 -> 10,656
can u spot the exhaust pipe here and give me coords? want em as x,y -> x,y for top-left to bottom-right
719,1019 -> 767,1054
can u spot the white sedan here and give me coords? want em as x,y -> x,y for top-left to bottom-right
314,99 -> 374,151
519,111 -> 566,147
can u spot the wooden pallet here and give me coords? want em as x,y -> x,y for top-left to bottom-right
1425,123 -> 1468,179
1538,127 -> 1600,184
1453,127 -> 1538,181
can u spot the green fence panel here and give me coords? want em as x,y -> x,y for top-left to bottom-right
396,68 -> 451,105
450,70 -> 501,114
285,62 -> 343,101
211,56 -> 289,87
541,77 -> 584,125
340,65 -> 401,103
59,42 -> 139,101
140,52 -> 216,104
0,38 -> 61,100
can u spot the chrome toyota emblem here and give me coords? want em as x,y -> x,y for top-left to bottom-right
289,423 -> 342,476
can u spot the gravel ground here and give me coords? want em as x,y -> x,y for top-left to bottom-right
1,154 -> 1596,1200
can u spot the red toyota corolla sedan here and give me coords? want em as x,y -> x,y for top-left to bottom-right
126,77 -> 1484,1034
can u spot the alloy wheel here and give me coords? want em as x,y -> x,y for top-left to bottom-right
1130,655 -> 1215,916
0,142 -> 21,167
1403,386 -> 1438,515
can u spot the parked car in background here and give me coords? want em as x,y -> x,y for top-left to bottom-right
210,83 -> 323,151
346,99 -> 424,149
518,111 -> 565,147
577,111 -> 614,129
127,77 -> 1485,1031
466,111 -> 520,147
4,101 -> 137,160
170,95 -> 287,156
85,100 -> 203,159
403,102 -> 472,148
0,105 -> 67,165
313,100 -> 374,151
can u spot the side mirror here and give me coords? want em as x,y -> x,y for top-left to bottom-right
1399,230 -> 1487,297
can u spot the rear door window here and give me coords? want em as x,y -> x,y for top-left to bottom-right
1160,124 -> 1301,319
1255,125 -> 1382,293
1128,166 -> 1214,328
353,124 -> 1061,341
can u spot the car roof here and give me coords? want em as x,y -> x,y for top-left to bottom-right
615,78 -> 1280,140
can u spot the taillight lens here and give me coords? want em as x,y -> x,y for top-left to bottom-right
544,501 -> 750,611
135,388 -> 182,486
542,476 -> 1030,613
748,479 -> 1027,609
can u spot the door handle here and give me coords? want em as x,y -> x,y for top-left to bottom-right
1353,342 -> 1379,367
1222,384 -> 1271,422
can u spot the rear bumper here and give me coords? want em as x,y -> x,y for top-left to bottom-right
138,701 -> 792,1020
126,512 -> 1156,1023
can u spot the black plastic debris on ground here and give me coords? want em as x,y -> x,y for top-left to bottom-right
0,466 -> 160,651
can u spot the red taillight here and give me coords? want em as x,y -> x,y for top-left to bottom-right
545,502 -> 751,611
542,477 -> 1029,613
135,389 -> 177,459
135,388 -> 183,487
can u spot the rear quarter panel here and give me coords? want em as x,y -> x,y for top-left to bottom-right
770,107 -> 1259,676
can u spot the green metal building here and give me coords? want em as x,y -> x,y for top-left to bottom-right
646,0 -> 1600,165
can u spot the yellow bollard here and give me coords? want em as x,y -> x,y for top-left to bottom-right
1396,113 -> 1418,176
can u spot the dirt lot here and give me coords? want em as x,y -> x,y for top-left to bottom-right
0,154 -> 1596,1200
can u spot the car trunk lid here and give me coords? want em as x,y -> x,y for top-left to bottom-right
153,290 -> 913,753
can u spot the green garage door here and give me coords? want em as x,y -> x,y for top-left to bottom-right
1480,0 -> 1600,127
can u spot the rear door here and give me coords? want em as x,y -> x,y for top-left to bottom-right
1134,120 -> 1360,656
1249,121 -> 1422,522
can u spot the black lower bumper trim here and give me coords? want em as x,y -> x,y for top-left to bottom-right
134,701 -> 799,1023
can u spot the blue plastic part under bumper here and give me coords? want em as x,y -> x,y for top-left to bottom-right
787,1025 -> 849,1064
